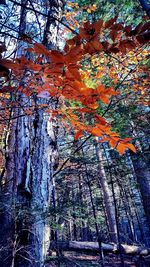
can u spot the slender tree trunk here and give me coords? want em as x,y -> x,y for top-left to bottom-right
81,148 -> 104,266
78,174 -> 89,241
94,137 -> 118,243
103,143 -> 125,267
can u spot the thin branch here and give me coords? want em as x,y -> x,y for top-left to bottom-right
0,31 -> 20,40
0,21 -> 19,34
0,114 -> 27,122
27,0 -> 42,38
53,134 -> 92,177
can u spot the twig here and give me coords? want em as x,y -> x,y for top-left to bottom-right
53,134 -> 92,177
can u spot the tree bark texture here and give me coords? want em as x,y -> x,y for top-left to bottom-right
0,97 -> 58,267
0,0 -> 64,266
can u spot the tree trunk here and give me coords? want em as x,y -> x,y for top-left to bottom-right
94,138 -> 118,243
131,152 -> 150,227
50,241 -> 150,256
82,148 -> 104,266
0,0 -> 64,266
129,121 -> 150,228
0,97 -> 58,267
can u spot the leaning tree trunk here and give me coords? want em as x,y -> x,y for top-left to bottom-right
0,0 -> 64,266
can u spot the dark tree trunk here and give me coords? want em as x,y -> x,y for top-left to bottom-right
131,151 -> 150,228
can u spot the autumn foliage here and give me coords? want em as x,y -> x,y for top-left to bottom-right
0,17 -> 150,154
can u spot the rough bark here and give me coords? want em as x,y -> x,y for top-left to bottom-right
0,0 -> 64,266
0,96 -> 58,267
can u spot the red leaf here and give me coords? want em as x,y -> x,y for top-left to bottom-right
139,21 -> 150,33
34,43 -> 49,56
95,115 -> 107,125
110,23 -> 123,31
74,130 -> 83,140
105,16 -> 118,29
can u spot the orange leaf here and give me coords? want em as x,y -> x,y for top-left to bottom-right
89,126 -> 102,136
96,84 -> 105,94
50,50 -> 64,63
110,23 -> 123,31
25,47 -> 34,52
92,40 -> 103,52
125,143 -> 136,153
117,143 -> 127,155
118,40 -> 136,53
109,139 -> 118,148
110,30 -> 122,42
100,94 -> 110,104
86,102 -> 99,109
66,46 -> 83,62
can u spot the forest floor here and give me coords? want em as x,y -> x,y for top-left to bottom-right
45,252 -> 149,266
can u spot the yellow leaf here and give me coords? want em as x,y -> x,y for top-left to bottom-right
87,8 -> 92,13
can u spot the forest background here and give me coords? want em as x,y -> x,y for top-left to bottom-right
0,0 -> 150,266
